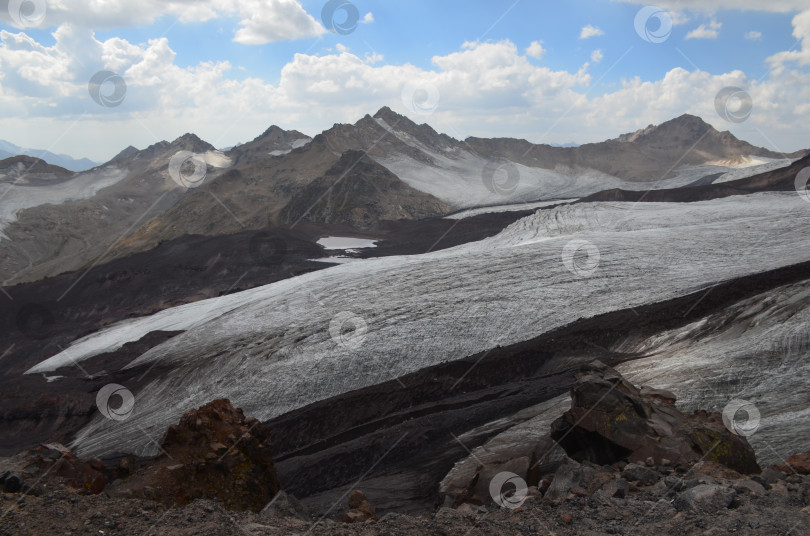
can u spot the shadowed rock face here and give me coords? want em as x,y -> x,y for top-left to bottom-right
110,399 -> 282,511
280,149 -> 452,229
550,361 -> 761,475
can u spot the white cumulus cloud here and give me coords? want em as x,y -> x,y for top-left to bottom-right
580,25 -> 604,39
686,19 -> 722,39
617,0 -> 809,13
526,41 -> 545,59
1,14 -> 809,161
0,0 -> 327,44
767,9 -> 810,69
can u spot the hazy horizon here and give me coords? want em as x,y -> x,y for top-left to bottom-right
1,0 -> 808,162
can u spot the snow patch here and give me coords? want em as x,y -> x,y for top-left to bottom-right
317,236 -> 379,250
0,167 -> 128,240
203,150 -> 232,168
445,199 -> 578,220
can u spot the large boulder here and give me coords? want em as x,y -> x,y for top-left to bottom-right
110,399 -> 282,511
550,361 -> 760,475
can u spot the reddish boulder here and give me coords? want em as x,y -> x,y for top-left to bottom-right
771,453 -> 810,475
111,399 -> 281,511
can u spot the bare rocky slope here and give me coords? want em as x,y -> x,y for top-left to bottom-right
0,134 -> 219,285
466,113 -> 806,182
0,155 -> 74,182
280,150 -> 452,229
1,363 -> 808,535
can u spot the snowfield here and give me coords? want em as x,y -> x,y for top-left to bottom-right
444,199 -> 578,219
0,167 -> 128,239
34,191 -> 810,458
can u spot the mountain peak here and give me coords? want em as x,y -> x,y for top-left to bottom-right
663,113 -> 714,131
170,133 -> 215,153
372,106 -> 412,125
616,114 -> 717,143
111,145 -> 139,162
258,125 -> 289,139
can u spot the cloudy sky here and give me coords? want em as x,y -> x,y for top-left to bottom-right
0,0 -> 808,162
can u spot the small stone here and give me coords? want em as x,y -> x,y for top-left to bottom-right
560,513 -> 573,524
645,457 -> 655,467
661,459 -> 671,467
761,468 -> 785,486
347,490 -> 367,509
622,464 -> 659,486
570,486 -> 588,497
3,473 -> 23,493
674,484 -> 736,512
733,479 -> 765,497
209,442 -> 228,454
601,478 -> 629,499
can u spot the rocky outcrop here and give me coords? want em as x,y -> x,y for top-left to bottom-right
109,399 -> 281,511
441,360 -> 762,511
0,443 -> 107,495
550,360 -> 761,474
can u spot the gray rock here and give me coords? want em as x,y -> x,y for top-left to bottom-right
622,463 -> 659,486
601,478 -> 629,499
530,436 -> 570,477
260,490 -> 311,522
456,503 -> 487,516
762,468 -> 786,486
733,479 -> 766,497
674,484 -> 736,512
663,475 -> 684,493
544,459 -> 581,501
682,476 -> 717,490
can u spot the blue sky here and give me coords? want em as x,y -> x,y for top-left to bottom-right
0,0 -> 808,161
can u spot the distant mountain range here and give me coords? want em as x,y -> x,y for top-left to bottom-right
0,140 -> 99,172
0,107 -> 806,286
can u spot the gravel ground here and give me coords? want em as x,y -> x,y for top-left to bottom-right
1,480 -> 808,536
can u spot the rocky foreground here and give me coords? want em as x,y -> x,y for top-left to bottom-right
1,361 -> 809,535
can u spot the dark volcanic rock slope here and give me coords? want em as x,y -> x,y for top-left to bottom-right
281,150 -> 452,229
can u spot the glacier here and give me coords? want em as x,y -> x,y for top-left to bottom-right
26,191 -> 810,458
